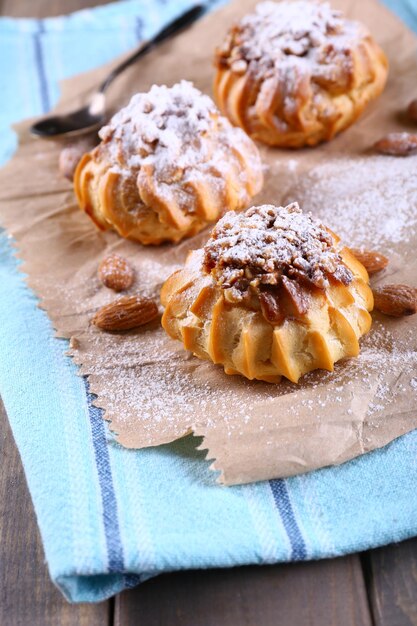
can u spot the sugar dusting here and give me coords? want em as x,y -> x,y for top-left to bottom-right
292,155 -> 417,252
78,316 -> 417,448
97,80 -> 262,205
68,142 -> 417,452
217,1 -> 364,88
50,97 -> 415,463
203,202 -> 351,299
99,81 -> 218,177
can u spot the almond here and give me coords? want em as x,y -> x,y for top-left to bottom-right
350,248 -> 389,274
407,99 -> 417,122
98,254 -> 134,292
373,284 -> 417,317
92,295 -> 158,331
374,132 -> 417,156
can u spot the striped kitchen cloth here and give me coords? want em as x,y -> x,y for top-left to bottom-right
0,0 -> 417,603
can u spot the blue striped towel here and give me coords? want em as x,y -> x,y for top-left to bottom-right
1,0 -> 417,604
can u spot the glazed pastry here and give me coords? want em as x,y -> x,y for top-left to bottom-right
161,203 -> 373,383
74,81 -> 263,245
214,1 -> 388,147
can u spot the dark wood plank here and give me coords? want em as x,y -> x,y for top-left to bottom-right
0,396 -> 110,624
115,556 -> 372,626
0,0 -> 114,18
365,539 -> 417,626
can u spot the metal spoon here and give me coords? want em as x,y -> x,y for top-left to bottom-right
30,4 -> 205,138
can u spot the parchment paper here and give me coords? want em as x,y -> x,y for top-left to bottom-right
1,0 -> 417,485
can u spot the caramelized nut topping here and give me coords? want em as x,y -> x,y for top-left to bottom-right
204,203 -> 352,322
281,275 -> 309,315
259,288 -> 284,325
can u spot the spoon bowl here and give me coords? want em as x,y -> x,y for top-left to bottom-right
30,5 -> 204,139
31,94 -> 106,138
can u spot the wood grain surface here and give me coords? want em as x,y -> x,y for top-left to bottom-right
365,542 -> 417,626
115,558 -> 372,626
1,0 -> 417,625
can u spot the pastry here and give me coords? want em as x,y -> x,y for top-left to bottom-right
74,81 -> 263,245
161,203 -> 373,383
214,1 -> 388,147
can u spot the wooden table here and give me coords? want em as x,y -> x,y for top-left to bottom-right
1,1 -> 417,624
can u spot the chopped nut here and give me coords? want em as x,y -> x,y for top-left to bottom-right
259,289 -> 284,324
373,284 -> 417,317
281,276 -> 309,315
231,59 -> 248,74
142,100 -> 154,114
98,254 -> 134,292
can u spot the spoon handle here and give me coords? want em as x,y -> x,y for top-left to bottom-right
98,4 -> 205,94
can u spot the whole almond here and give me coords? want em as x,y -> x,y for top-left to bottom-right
350,248 -> 389,274
98,254 -> 134,292
92,295 -> 158,331
407,99 -> 417,122
373,284 -> 417,317
374,132 -> 417,156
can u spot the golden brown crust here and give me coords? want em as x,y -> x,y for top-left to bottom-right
74,81 -> 263,245
214,1 -> 388,148
161,204 -> 373,383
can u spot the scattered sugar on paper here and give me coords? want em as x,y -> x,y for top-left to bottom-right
76,315 -> 417,443
292,155 -> 417,251
63,132 -> 417,443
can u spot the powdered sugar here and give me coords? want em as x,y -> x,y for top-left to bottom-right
218,1 -> 363,83
204,202 -> 351,298
67,153 -> 417,452
100,81 -> 215,174
291,155 -> 417,252
76,311 -> 417,454
239,1 -> 345,57
98,80 -> 259,197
